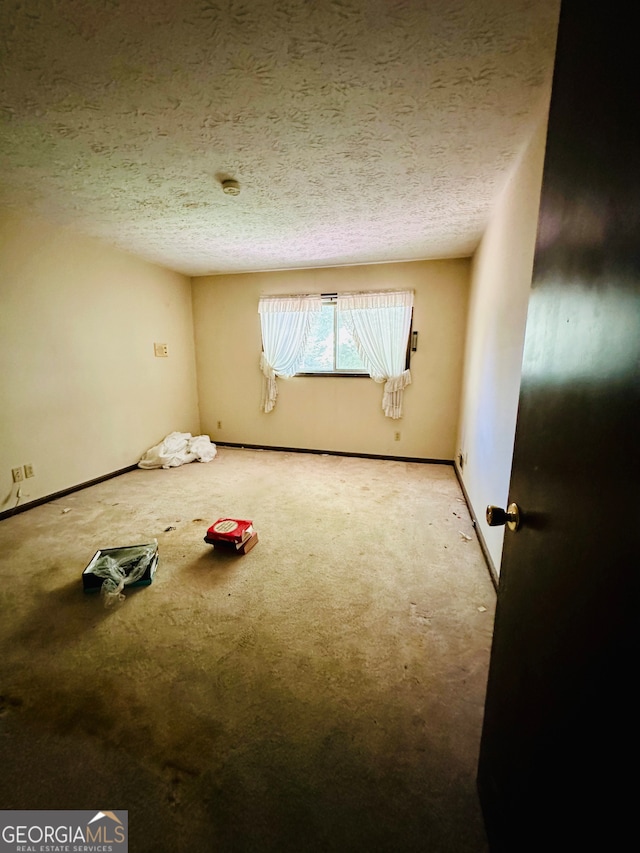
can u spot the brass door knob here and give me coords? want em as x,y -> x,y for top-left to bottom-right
486,503 -> 521,532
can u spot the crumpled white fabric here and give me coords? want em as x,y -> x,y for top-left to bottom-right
138,431 -> 217,469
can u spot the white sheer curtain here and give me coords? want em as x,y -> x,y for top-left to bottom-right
258,295 -> 322,412
337,290 -> 414,419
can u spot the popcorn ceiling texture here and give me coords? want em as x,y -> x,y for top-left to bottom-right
0,0 -> 560,275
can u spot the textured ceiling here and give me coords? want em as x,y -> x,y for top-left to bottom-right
0,0 -> 560,276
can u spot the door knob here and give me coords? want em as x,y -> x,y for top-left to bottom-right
486,503 -> 521,532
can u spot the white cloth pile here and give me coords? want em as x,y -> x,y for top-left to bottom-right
138,431 -> 217,469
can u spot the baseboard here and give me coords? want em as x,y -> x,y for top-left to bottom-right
453,462 -> 499,591
0,464 -> 139,521
214,441 -> 453,466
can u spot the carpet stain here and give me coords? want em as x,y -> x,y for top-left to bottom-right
162,760 -> 200,807
0,694 -> 23,716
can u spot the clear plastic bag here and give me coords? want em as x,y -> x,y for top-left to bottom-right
89,541 -> 158,608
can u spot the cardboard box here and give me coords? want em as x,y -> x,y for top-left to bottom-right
82,544 -> 158,592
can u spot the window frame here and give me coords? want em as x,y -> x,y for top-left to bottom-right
295,294 -> 368,377
295,293 -> 413,377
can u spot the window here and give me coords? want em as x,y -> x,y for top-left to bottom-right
258,289 -> 414,418
296,295 -> 368,375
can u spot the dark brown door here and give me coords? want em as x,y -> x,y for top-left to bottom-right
477,2 -> 639,849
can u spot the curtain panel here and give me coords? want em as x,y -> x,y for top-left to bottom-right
337,290 -> 414,419
257,295 -> 322,412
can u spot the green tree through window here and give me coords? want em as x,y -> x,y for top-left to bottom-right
297,299 -> 367,374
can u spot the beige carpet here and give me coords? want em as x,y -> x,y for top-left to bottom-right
0,447 -> 495,852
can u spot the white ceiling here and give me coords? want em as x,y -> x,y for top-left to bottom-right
0,0 -> 560,276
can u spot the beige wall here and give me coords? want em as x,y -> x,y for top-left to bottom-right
456,111 -> 550,574
193,259 -> 470,460
0,213 -> 200,511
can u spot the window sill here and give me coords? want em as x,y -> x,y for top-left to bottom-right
295,372 -> 369,378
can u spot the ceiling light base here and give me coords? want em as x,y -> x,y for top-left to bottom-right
221,179 -> 240,196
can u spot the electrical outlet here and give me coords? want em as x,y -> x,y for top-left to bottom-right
154,343 -> 168,357
24,463 -> 35,478
12,467 -> 23,483
394,431 -> 401,441
217,420 -> 222,430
